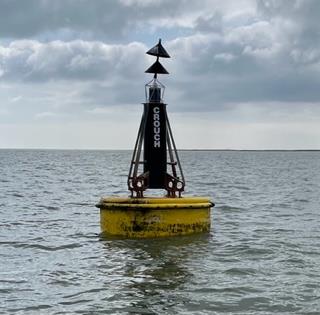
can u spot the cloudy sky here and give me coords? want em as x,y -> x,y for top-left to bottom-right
0,0 -> 319,149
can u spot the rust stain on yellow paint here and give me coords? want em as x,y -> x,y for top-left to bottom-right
96,197 -> 214,238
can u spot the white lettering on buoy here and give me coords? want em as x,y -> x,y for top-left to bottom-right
153,107 -> 160,148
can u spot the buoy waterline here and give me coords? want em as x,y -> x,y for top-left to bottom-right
96,39 -> 214,238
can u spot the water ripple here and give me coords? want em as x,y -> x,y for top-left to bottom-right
1,150 -> 320,314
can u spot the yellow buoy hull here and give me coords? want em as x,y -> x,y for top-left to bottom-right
96,197 -> 214,238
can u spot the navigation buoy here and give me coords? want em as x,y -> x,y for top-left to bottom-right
96,39 -> 214,238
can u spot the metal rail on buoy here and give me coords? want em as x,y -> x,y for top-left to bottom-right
127,39 -> 185,198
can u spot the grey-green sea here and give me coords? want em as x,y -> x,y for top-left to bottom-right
0,150 -> 320,314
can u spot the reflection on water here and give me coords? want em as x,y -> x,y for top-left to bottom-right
100,234 -> 210,314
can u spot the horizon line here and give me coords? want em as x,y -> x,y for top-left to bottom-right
0,147 -> 319,152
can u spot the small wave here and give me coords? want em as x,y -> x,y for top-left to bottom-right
274,214 -> 294,218
279,257 -> 305,265
39,205 -> 60,211
12,193 -> 24,198
63,287 -> 105,299
4,242 -> 82,251
197,181 -> 219,186
238,296 -> 271,308
224,185 -> 250,191
8,305 -> 52,312
47,279 -> 75,286
28,243 -> 82,251
294,198 -> 309,203
216,205 -> 244,211
0,241 -> 21,246
65,202 -> 92,206
224,267 -> 256,276
0,279 -> 27,284
0,288 -> 14,294
59,299 -> 93,306
235,185 -> 250,190
193,285 -> 261,294
43,190 -> 53,194
273,228 -> 295,233
10,222 -> 24,226
239,247 -> 273,256
67,232 -> 99,239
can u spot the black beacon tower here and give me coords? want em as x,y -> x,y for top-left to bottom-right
128,39 -> 185,198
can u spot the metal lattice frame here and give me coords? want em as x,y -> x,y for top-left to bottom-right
127,109 -> 185,198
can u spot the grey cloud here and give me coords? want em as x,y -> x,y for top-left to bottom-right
0,0 -> 202,39
257,0 -> 320,52
257,0 -> 320,24
0,0 -> 130,39
165,0 -> 320,111
0,40 -> 147,82
194,13 -> 223,34
1,0 -> 320,115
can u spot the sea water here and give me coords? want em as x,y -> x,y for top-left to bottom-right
0,150 -> 319,314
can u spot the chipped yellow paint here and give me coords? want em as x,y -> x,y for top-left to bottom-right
96,197 -> 214,238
